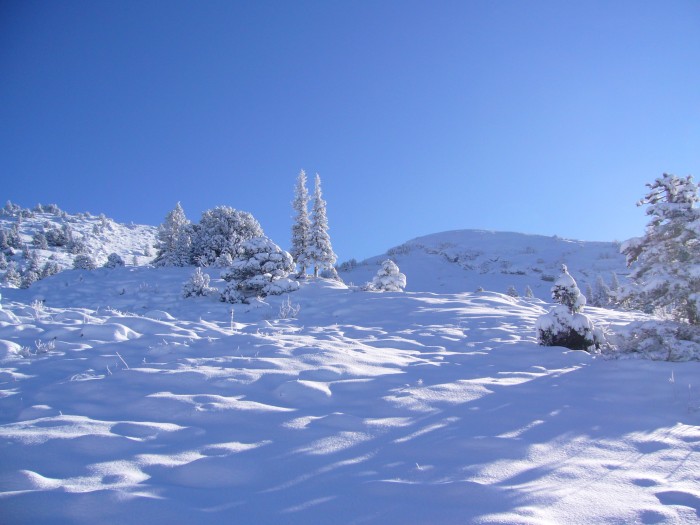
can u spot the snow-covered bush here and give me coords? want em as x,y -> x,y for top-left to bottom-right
73,254 -> 97,270
192,206 -> 263,266
536,265 -> 601,351
104,253 -> 125,268
182,267 -> 218,298
621,173 -> 699,325
220,236 -> 299,303
611,321 -> 700,361
367,260 -> 407,292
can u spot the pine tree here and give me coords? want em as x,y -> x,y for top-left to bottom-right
220,236 -> 298,303
536,265 -> 600,351
368,259 -> 407,292
290,169 -> 312,276
182,267 -> 217,298
524,285 -> 535,299
507,285 -> 519,297
3,262 -> 21,287
621,173 -> 700,324
191,206 -> 263,266
592,275 -> 611,307
308,174 -> 337,277
154,202 -> 192,267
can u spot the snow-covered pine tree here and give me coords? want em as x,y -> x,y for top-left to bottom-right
154,202 -> 192,267
592,275 -> 611,307
3,262 -> 21,287
368,259 -> 407,292
192,206 -> 264,267
524,285 -> 535,299
290,169 -> 312,277
536,265 -> 600,351
220,236 -> 299,303
507,285 -> 519,297
33,231 -> 48,250
621,173 -> 700,325
20,251 -> 41,289
182,267 -> 218,298
308,174 -> 337,277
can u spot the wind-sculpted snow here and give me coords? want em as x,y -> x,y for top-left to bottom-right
0,274 -> 699,524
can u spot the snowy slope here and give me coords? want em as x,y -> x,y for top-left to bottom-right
1,268 -> 699,524
0,206 -> 157,276
339,230 -> 627,299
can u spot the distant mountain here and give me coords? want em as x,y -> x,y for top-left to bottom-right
338,229 -> 628,300
0,204 -> 157,284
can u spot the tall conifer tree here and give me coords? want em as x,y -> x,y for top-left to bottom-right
308,174 -> 337,277
290,170 -> 311,276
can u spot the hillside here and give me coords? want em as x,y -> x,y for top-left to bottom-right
338,229 -> 627,299
0,265 -> 699,524
0,204 -> 157,282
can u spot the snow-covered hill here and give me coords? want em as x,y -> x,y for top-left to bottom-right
0,204 -> 157,282
0,267 -> 699,524
339,230 -> 627,299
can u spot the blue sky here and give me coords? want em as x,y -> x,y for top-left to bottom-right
2,1 -> 699,262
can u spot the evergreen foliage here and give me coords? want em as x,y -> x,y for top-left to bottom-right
182,267 -> 218,298
368,260 -> 407,292
621,173 -> 700,325
220,236 -> 298,303
290,169 -> 312,276
192,206 -> 263,267
536,265 -> 600,351
104,253 -> 126,268
3,262 -> 21,288
154,202 -> 192,267
73,254 -> 97,270
308,174 -> 337,277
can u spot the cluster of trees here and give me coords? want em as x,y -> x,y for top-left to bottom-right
290,170 -> 338,278
167,171 -> 338,303
538,173 -> 699,356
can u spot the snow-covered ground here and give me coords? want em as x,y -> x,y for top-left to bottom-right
1,267 -> 699,524
339,230 -> 628,300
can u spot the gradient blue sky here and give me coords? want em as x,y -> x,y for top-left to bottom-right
2,1 -> 699,262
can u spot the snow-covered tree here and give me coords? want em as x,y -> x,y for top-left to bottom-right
536,265 -> 600,351
73,254 -> 97,270
308,174 -> 337,277
290,169 -> 312,276
524,285 -> 535,299
0,252 -> 7,270
104,253 -> 125,268
33,231 -> 48,249
367,259 -> 407,292
591,275 -> 611,307
182,267 -> 218,298
507,285 -> 519,297
192,206 -> 263,267
154,202 -> 192,267
20,251 -> 41,289
3,262 -> 21,287
621,173 -> 700,325
41,259 -> 60,279
220,236 -> 299,303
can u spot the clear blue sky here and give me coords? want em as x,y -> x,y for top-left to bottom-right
2,1 -> 699,262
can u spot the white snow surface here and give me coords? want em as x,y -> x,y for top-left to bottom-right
339,230 -> 628,300
1,265 -> 699,524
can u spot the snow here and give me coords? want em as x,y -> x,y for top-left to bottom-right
1,263 -> 699,524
